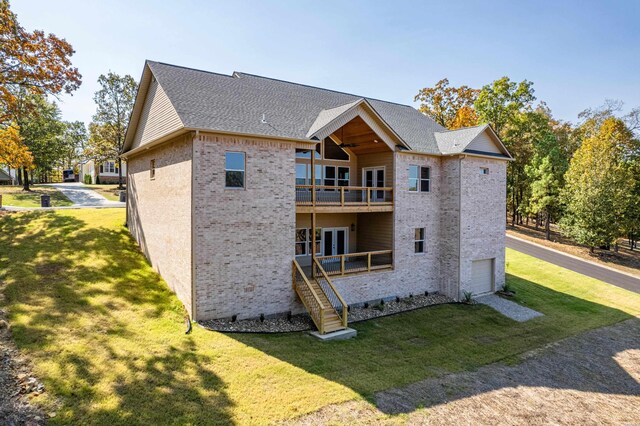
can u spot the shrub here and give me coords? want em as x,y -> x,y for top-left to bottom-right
462,291 -> 473,304
84,175 -> 92,184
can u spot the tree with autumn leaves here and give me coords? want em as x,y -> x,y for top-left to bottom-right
0,0 -> 81,189
415,77 -> 639,251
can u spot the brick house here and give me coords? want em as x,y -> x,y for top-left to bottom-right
122,61 -> 512,334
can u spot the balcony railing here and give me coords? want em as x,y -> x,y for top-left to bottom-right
296,185 -> 393,207
315,250 -> 393,276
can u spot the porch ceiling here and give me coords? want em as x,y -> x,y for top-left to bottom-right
331,116 -> 393,155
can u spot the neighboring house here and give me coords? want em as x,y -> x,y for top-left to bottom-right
0,168 -> 12,185
80,159 -> 127,184
122,60 -> 512,334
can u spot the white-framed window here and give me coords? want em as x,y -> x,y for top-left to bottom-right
480,167 -> 489,175
408,165 -> 430,192
101,161 -> 116,174
337,166 -> 350,187
150,159 -> 156,180
414,227 -> 425,253
295,228 -> 321,256
225,152 -> 245,188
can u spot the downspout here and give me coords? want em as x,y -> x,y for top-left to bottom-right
457,155 -> 464,300
190,132 -> 198,322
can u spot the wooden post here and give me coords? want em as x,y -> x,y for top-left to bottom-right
311,212 -> 316,279
310,147 -> 316,208
340,186 -> 345,207
366,188 -> 371,206
367,252 -> 372,272
340,256 -> 345,275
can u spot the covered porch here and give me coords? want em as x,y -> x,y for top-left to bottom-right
296,212 -> 393,277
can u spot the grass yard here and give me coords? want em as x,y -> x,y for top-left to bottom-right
0,185 -> 73,207
0,209 -> 639,425
83,184 -> 123,201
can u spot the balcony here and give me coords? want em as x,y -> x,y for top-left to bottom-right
296,185 -> 393,213
315,250 -> 393,276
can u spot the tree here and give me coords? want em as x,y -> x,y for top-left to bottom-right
475,77 -> 536,136
0,122 -> 33,171
90,72 -> 136,188
60,121 -> 86,168
16,94 -> 64,189
527,153 -> 564,240
0,0 -> 81,122
560,118 -> 635,252
414,78 -> 479,129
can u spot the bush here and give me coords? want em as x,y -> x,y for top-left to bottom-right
462,291 -> 474,304
84,175 -> 92,184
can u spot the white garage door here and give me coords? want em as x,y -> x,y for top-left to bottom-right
470,259 -> 494,295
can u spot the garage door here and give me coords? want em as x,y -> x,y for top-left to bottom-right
470,259 -> 494,295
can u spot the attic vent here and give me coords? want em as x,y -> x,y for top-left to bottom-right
151,76 -> 156,83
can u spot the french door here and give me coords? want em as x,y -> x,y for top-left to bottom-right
363,167 -> 385,202
322,227 -> 348,261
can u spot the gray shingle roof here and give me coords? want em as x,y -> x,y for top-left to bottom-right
140,61 -> 508,158
146,61 -> 448,154
434,125 -> 489,154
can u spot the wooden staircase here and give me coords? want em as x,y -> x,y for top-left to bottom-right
293,258 -> 348,334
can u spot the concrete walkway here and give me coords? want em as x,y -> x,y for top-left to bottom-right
476,294 -> 543,322
45,183 -> 124,208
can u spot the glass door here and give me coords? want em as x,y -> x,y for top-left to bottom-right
322,227 -> 348,262
363,167 -> 385,202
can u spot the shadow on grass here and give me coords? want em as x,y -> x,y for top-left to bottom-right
232,272 -> 639,415
0,211 -> 234,424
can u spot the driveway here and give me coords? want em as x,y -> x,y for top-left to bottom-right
46,183 -> 124,208
507,235 -> 640,295
290,319 -> 640,425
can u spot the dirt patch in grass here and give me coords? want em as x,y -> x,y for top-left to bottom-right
508,223 -> 640,277
288,319 -> 640,425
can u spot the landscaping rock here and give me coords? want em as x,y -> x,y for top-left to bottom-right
200,293 -> 453,333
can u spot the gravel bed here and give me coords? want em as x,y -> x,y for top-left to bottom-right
0,308 -> 47,425
200,293 -> 453,333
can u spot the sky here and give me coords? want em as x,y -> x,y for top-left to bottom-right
13,0 -> 640,126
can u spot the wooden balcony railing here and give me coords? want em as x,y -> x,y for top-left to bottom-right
296,185 -> 393,207
316,250 -> 393,276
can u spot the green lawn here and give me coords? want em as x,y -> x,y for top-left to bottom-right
0,185 -> 73,207
83,184 -> 123,201
0,209 -> 638,425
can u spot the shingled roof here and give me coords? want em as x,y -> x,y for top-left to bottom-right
124,60 -> 511,159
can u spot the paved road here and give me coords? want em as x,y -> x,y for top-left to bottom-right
507,235 -> 640,294
46,182 -> 124,208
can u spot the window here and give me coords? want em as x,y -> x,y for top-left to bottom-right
295,164 -> 307,186
295,164 -> 322,186
150,159 -> 156,180
337,167 -> 350,187
414,228 -> 425,253
409,165 -> 430,192
225,152 -> 245,188
102,161 -> 116,174
295,228 -> 321,256
323,137 -> 349,161
324,166 -> 336,187
480,167 -> 489,175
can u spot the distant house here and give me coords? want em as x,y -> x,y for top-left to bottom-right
0,168 -> 12,185
122,60 -> 512,334
79,159 -> 127,184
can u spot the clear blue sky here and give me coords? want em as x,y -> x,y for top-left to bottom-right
14,0 -> 640,126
